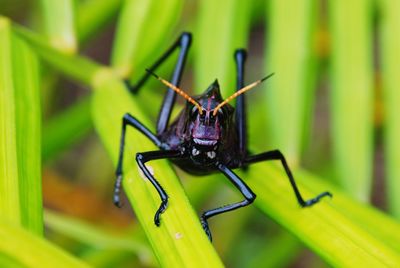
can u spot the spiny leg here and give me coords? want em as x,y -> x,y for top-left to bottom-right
244,150 -> 332,207
200,163 -> 256,241
234,49 -> 248,156
136,150 -> 184,226
114,113 -> 164,207
124,32 -> 192,135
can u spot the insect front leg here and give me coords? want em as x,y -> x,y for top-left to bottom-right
244,150 -> 332,207
114,113 -> 164,207
124,32 -> 192,135
135,150 -> 183,226
200,163 -> 256,241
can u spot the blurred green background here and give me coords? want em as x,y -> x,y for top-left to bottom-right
1,0 -> 400,267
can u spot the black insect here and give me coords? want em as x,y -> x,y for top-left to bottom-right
114,32 -> 332,241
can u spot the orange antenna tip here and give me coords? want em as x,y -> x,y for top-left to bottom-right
213,73 -> 274,116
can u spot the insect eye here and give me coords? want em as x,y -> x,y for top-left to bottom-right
213,109 -> 225,123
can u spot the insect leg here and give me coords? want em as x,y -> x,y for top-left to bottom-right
200,163 -> 256,241
125,32 -> 192,94
124,32 -> 192,135
234,49 -> 248,156
156,33 -> 191,135
244,150 -> 332,206
135,150 -> 183,226
114,113 -> 164,207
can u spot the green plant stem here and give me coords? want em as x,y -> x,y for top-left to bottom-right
328,0 -> 374,201
379,0 -> 400,219
39,0 -> 77,53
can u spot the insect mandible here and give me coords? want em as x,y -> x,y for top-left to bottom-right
114,32 -> 332,241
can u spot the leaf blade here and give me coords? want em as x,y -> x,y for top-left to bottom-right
92,79 -> 224,267
245,163 -> 400,267
11,32 -> 43,234
0,217 -> 90,268
0,17 -> 21,226
328,0 -> 374,201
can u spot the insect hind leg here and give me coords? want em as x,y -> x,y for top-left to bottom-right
244,149 -> 332,207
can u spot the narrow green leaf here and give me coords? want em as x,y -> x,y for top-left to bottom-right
379,0 -> 400,218
92,79 -> 223,267
328,0 -> 374,201
13,24 -> 114,87
42,97 -> 92,161
304,168 -> 400,253
44,210 -> 154,266
264,0 -> 317,165
76,0 -> 123,43
0,252 -> 24,268
111,0 -> 184,78
246,232 -> 302,268
195,0 -> 252,95
0,217 -> 90,268
11,32 -> 43,235
39,0 -> 77,53
0,17 -> 21,226
245,163 -> 400,266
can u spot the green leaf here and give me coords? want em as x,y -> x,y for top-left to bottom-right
11,31 -> 43,235
245,163 -> 400,266
39,0 -> 77,53
92,79 -> 224,267
0,17 -> 43,235
195,0 -> 252,95
378,0 -> 400,218
111,0 -> 184,78
0,217 -> 90,268
76,0 -> 123,43
44,210 -> 154,266
264,0 -> 317,165
14,24 -> 114,87
328,0 -> 374,201
42,97 -> 92,161
0,17 -> 21,227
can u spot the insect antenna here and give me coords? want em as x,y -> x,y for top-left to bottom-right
146,69 -> 203,114
213,73 -> 275,116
